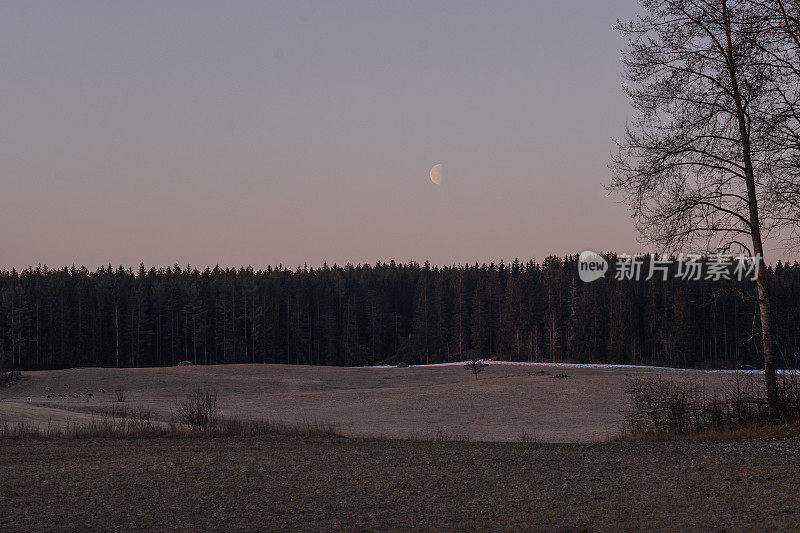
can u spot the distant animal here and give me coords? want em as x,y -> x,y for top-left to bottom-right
64,384 -> 69,388
27,398 -> 30,402
73,394 -> 79,398
88,393 -> 94,398
79,393 -> 84,398
99,388 -> 105,393
46,387 -> 52,392
84,387 -> 90,392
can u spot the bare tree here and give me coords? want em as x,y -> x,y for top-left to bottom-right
743,1 -> 800,240
611,0 -> 800,416
464,357 -> 486,380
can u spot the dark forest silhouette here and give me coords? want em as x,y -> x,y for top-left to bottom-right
2,255 -> 800,371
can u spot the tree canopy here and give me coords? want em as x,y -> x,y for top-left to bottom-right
2,258 -> 800,371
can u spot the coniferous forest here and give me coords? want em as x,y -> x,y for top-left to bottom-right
2,255 -> 800,371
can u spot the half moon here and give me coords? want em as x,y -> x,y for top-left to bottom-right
429,163 -> 443,185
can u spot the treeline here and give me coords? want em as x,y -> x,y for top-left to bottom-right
2,256 -> 800,371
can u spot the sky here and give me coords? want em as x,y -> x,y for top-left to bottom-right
0,1 -> 653,270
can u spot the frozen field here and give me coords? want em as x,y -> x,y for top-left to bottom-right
0,362 -> 757,442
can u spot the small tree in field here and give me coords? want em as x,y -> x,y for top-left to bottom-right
465,357 -> 486,380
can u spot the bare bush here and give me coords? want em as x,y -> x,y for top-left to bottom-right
114,385 -> 126,403
623,373 -> 800,439
0,370 -> 22,387
178,389 -> 219,433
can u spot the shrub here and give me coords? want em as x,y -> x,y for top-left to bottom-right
623,372 -> 800,438
0,371 -> 21,387
178,389 -> 219,433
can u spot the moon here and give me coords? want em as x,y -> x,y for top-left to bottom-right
429,163 -> 443,185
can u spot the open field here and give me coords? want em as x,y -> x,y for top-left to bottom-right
2,435 -> 800,531
0,363 -> 750,442
1,364 -> 794,530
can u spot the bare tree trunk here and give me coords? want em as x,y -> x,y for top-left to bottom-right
722,0 -> 778,416
756,273 -> 777,414
114,301 -> 120,368
192,316 -> 197,365
286,296 -> 290,365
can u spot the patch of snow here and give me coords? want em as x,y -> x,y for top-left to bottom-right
361,360 -> 798,375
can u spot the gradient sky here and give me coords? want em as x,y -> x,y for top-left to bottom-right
1,1 -> 654,270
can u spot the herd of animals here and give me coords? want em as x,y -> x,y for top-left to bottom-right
27,385 -> 109,403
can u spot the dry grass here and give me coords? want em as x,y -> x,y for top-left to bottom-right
0,389 -> 340,440
0,406 -> 162,439
214,417 -> 339,438
0,363 -> 687,442
0,413 -> 340,440
4,363 -> 793,442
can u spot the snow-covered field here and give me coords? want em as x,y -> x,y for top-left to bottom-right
365,360 -> 791,375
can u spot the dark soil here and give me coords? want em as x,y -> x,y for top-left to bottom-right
2,436 -> 800,531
